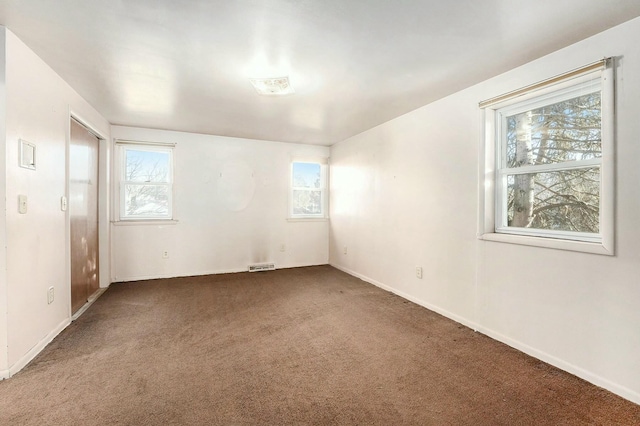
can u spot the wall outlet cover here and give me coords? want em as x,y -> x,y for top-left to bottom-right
18,195 -> 28,214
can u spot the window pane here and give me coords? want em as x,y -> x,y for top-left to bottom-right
507,168 -> 599,233
293,189 -> 322,215
124,184 -> 170,217
293,162 -> 321,188
506,92 -> 601,168
125,149 -> 170,183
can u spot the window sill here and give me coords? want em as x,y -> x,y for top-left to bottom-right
479,232 -> 613,256
286,217 -> 329,223
112,220 -> 179,226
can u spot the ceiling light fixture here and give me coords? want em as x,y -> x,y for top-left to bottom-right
249,76 -> 295,96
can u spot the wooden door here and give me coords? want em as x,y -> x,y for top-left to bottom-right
70,119 -> 100,314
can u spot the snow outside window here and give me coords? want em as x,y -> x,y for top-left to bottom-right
118,143 -> 174,220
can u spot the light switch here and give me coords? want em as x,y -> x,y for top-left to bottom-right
60,196 -> 68,211
18,195 -> 27,214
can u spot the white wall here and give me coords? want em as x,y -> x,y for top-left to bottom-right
3,29 -> 110,373
330,17 -> 640,403
0,28 -> 8,375
111,126 -> 330,281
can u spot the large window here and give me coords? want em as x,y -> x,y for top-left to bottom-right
290,160 -> 328,219
479,59 -> 614,254
117,142 -> 174,220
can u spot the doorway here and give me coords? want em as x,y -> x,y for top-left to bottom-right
69,118 -> 101,314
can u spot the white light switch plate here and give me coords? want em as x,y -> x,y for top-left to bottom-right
18,195 -> 27,214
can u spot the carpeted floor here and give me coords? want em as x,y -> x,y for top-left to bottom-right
0,265 -> 638,425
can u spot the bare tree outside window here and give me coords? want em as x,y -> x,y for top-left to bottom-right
504,92 -> 601,233
122,148 -> 172,219
291,162 -> 324,216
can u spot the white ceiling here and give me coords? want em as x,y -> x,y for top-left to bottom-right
1,1 -> 639,146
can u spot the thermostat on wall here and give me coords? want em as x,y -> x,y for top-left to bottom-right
19,139 -> 36,170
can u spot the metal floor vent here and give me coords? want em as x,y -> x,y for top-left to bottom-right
248,263 -> 276,272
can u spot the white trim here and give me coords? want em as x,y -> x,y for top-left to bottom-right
290,155 -> 328,165
499,158 -> 601,175
71,287 -> 108,321
286,217 -> 329,223
4,286 -> 107,378
113,262 -> 328,283
330,263 -> 640,405
112,219 -> 178,226
70,113 -> 108,141
478,108 -> 495,236
599,64 -> 616,256
494,226 -> 601,244
8,317 -> 70,377
329,263 -> 480,331
480,232 -> 613,255
475,324 -> 640,405
115,138 -> 176,147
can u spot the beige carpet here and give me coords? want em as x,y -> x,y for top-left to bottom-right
0,265 -> 638,425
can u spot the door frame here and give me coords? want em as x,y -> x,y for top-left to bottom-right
66,111 -> 110,320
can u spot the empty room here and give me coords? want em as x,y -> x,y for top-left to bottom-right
1,1 -> 640,424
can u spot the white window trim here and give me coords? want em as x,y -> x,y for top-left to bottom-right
288,157 -> 329,220
115,140 -> 176,222
478,61 -> 615,255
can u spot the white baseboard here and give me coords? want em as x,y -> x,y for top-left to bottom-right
113,262 -> 329,283
329,262 -> 640,406
113,268 -> 248,282
4,285 -> 106,379
475,325 -> 640,405
330,263 -> 480,331
72,287 -> 108,321
8,317 -> 70,377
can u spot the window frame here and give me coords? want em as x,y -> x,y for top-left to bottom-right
288,158 -> 329,220
115,140 -> 176,222
478,61 -> 614,255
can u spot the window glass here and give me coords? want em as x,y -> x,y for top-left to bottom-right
498,87 -> 602,236
125,149 -> 171,183
291,161 -> 327,218
119,144 -> 173,220
124,184 -> 170,218
292,162 -> 321,188
506,93 -> 601,168
506,168 -> 600,232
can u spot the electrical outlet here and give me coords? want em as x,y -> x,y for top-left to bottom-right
280,244 -> 286,252
343,246 -> 348,255
162,250 -> 169,259
47,286 -> 54,304
416,267 -> 423,279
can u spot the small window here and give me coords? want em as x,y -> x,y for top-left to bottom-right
479,59 -> 614,254
118,142 -> 174,220
290,160 -> 328,218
